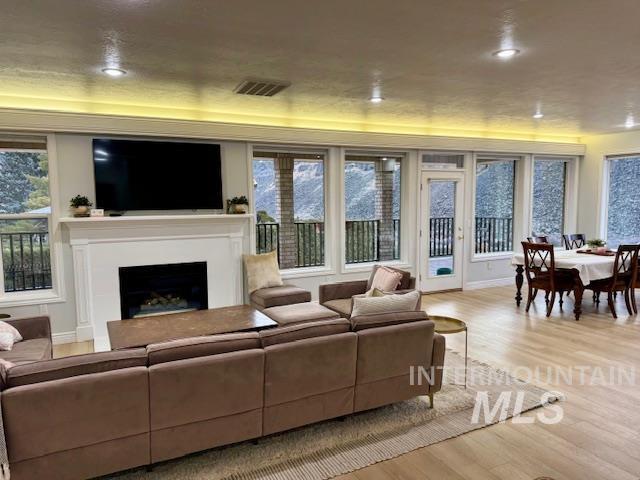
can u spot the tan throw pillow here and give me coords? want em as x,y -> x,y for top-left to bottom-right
243,250 -> 284,293
351,290 -> 421,317
0,320 -> 22,343
364,288 -> 386,297
369,266 -> 403,292
0,332 -> 15,351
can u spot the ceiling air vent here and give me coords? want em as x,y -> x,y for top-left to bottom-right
234,79 -> 290,97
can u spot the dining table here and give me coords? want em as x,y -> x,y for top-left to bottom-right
511,249 -> 618,320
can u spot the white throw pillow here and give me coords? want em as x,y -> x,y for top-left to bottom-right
351,290 -> 421,317
0,332 -> 15,351
0,320 -> 22,342
369,267 -> 403,292
243,250 -> 284,293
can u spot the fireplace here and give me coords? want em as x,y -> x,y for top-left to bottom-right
119,262 -> 208,319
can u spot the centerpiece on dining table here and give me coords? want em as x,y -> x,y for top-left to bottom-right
577,239 -> 614,256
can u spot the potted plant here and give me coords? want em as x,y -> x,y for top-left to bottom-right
70,195 -> 93,217
587,238 -> 607,253
227,196 -> 249,214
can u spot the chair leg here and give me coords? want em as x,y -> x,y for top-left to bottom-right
632,286 -> 638,314
532,288 -> 539,300
607,291 -> 618,319
559,291 -> 564,307
545,291 -> 550,304
624,288 -> 634,316
526,286 -> 534,312
546,291 -> 556,317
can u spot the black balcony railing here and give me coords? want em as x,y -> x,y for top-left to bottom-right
255,223 -> 280,257
428,217 -> 514,257
346,220 -> 380,264
475,217 -> 513,254
393,219 -> 400,260
1,232 -> 52,292
430,217 -> 454,257
295,222 -> 325,267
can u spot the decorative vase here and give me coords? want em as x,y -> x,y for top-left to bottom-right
71,206 -> 91,217
230,204 -> 248,214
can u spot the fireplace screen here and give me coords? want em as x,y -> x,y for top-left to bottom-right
119,262 -> 208,319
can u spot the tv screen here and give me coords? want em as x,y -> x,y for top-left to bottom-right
93,138 -> 223,211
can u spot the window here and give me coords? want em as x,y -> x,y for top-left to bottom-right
605,155 -> 640,247
475,158 -> 515,254
344,153 -> 402,264
253,150 -> 325,269
531,158 -> 567,246
0,140 -> 52,295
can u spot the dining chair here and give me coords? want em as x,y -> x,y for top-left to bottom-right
584,244 -> 640,319
521,241 -> 576,317
527,235 -> 550,244
562,233 -> 586,250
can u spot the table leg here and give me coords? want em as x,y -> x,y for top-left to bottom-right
464,327 -> 468,389
515,265 -> 524,307
572,270 -> 584,321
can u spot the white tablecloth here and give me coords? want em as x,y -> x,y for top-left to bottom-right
511,249 -> 616,286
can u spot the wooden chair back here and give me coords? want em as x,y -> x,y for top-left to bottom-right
562,234 -> 586,250
612,244 -> 640,285
521,241 -> 556,289
527,235 -> 549,244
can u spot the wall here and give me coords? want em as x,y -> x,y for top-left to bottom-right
0,110 -> 585,341
579,130 -> 640,238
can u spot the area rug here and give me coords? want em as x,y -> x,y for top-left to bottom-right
113,351 -> 558,480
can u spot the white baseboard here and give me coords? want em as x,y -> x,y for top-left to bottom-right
52,331 -> 77,345
464,277 -> 513,290
76,325 -> 94,342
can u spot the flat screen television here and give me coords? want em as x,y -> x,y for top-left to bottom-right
93,138 -> 223,211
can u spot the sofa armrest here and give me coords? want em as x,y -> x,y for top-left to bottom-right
319,280 -> 368,304
428,333 -> 446,394
5,315 -> 52,342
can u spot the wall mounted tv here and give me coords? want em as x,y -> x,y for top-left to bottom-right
93,138 -> 223,211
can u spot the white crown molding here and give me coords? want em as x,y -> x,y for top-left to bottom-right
0,108 -> 585,156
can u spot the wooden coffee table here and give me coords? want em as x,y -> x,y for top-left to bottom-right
107,305 -> 277,350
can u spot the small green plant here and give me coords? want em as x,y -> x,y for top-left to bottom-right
587,238 -> 606,248
228,196 -> 249,205
69,195 -> 92,208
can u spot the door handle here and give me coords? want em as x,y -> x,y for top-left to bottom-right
457,235 -> 464,240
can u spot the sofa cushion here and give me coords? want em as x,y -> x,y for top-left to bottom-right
263,303 -> 340,326
250,285 -> 311,309
350,310 -> 429,331
367,265 -> 412,291
351,290 -> 421,318
0,320 -> 23,342
243,250 -> 283,293
369,267 -> 403,292
6,348 -> 147,388
0,338 -> 51,366
322,298 -> 353,318
259,319 -> 350,348
147,332 -> 260,365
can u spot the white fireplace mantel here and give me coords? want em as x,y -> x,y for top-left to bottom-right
62,214 -> 252,351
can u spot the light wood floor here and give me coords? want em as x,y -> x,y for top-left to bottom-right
53,287 -> 640,480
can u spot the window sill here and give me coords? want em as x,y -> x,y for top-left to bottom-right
342,260 -> 412,274
280,266 -> 335,280
470,252 -> 514,263
0,290 -> 65,308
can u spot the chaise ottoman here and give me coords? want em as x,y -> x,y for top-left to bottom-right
250,285 -> 312,311
262,302 -> 340,326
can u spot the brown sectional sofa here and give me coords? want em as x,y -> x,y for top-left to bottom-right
0,316 -> 52,366
0,313 -> 444,480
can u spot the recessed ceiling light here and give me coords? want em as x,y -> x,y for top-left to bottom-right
533,112 -> 544,119
101,67 -> 127,77
625,114 -> 635,128
370,96 -> 384,103
493,48 -> 520,59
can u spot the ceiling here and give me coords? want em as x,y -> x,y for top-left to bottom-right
2,0 -> 640,141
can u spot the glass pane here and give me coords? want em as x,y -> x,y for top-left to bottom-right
0,218 -> 51,291
344,156 -> 402,264
607,156 -> 640,247
253,159 -> 277,223
532,160 -> 566,246
428,181 -> 455,277
475,160 -> 515,253
422,153 -> 464,169
0,150 -> 50,214
293,159 -> 325,267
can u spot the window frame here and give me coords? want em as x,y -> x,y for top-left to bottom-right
341,149 -> 410,273
249,145 -> 333,278
0,134 -> 65,307
471,154 -> 521,261
600,153 -> 640,247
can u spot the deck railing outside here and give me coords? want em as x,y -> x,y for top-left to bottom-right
1,232 -> 52,292
428,217 -> 514,257
256,219 -> 401,267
